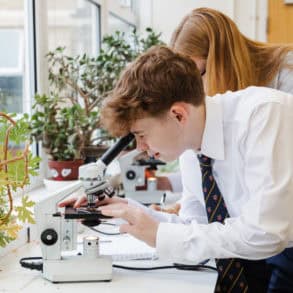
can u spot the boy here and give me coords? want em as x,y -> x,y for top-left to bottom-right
75,46 -> 293,292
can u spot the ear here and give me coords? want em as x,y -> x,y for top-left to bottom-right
169,102 -> 189,124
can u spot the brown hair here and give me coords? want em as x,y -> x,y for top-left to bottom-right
170,7 -> 293,96
101,45 -> 204,136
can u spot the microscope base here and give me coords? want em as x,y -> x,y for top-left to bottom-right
43,255 -> 112,283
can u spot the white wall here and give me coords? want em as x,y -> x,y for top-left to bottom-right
137,0 -> 268,43
234,0 -> 268,42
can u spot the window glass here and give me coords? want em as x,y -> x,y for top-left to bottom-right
47,0 -> 99,56
108,12 -> 135,41
0,0 -> 24,113
116,0 -> 133,10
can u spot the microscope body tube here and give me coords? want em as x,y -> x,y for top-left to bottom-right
100,133 -> 135,166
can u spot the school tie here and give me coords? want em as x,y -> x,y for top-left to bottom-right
198,154 -> 249,293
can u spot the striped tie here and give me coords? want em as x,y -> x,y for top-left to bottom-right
198,154 -> 249,293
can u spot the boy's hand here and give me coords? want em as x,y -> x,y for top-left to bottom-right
99,204 -> 159,247
58,194 -> 88,208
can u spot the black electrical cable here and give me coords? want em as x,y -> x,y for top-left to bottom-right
19,256 -> 217,273
99,221 -> 117,226
113,263 -> 217,272
88,226 -> 121,236
173,263 -> 217,272
113,264 -> 176,270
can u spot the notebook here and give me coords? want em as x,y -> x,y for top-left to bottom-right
99,234 -> 157,261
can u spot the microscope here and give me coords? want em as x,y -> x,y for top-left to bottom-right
119,150 -> 167,204
35,133 -> 134,283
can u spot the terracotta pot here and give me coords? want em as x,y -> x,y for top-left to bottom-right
48,159 -> 84,181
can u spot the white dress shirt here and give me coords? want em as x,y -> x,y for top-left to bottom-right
131,86 -> 293,264
166,51 -> 293,196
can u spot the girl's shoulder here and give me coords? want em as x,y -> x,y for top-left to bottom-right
278,51 -> 293,82
269,51 -> 293,95
282,50 -> 293,66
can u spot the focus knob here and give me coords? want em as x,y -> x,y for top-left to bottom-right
41,229 -> 58,246
126,170 -> 136,180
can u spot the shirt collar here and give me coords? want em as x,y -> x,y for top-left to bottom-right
200,96 -> 225,160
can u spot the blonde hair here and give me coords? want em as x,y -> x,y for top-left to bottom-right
170,7 -> 293,96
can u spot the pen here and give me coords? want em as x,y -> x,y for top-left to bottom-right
160,193 -> 166,211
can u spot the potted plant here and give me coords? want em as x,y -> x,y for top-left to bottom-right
28,28 -> 164,180
29,93 -> 94,180
0,112 -> 40,247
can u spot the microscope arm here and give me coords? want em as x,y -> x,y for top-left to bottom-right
35,181 -> 82,217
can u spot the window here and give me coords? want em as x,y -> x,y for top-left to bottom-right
108,12 -> 136,37
47,0 -> 100,56
0,0 -> 137,189
0,0 -> 25,113
0,0 -> 39,189
118,0 -> 134,11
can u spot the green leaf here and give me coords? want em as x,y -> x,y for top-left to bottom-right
15,195 -> 35,224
